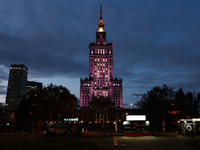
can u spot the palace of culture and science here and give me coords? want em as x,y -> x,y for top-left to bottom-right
80,4 -> 123,109
80,4 -> 123,124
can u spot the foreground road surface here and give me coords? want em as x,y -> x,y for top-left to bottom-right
84,135 -> 199,150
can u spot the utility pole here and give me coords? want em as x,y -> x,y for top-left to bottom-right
123,104 -> 128,109
133,93 -> 143,101
133,93 -> 143,109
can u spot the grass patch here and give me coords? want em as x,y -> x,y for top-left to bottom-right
0,135 -> 93,150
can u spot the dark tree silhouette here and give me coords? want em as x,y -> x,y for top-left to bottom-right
174,88 -> 186,118
0,103 -> 4,116
135,85 -> 174,131
0,103 -> 5,125
135,85 -> 200,131
185,91 -> 199,118
15,83 -> 79,127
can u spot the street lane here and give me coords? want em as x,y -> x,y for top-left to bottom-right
85,135 -> 200,150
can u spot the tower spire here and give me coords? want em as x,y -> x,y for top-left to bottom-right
98,3 -> 104,32
100,3 -> 102,20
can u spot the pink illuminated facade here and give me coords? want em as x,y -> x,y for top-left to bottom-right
80,4 -> 123,109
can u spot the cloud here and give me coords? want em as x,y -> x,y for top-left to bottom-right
0,84 -> 7,95
0,0 -> 200,104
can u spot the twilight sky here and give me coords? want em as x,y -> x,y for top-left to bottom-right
0,0 -> 200,107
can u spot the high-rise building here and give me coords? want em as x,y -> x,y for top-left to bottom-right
6,64 -> 28,112
80,4 -> 123,109
26,81 -> 42,92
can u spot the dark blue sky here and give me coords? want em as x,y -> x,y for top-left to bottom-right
0,0 -> 200,107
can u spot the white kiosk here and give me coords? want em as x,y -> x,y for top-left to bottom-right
122,115 -> 151,136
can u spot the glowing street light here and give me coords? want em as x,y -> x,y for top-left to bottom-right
130,103 -> 133,109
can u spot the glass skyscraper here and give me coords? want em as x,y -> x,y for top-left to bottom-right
6,64 -> 28,112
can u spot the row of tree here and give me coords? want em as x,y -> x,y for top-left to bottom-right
134,84 -> 200,131
15,83 -> 80,127
3,83 -> 199,131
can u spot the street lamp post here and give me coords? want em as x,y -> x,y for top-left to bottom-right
133,93 -> 143,109
133,93 -> 143,101
123,104 -> 128,109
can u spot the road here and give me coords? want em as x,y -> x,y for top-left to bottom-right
84,135 -> 200,150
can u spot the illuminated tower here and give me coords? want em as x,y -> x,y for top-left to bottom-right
6,64 -> 28,112
80,4 -> 123,108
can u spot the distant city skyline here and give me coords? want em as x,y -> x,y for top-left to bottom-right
0,0 -> 200,107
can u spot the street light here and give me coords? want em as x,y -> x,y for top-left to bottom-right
133,93 -> 143,109
133,93 -> 143,100
130,103 -> 133,109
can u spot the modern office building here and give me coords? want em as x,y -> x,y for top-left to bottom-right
80,4 -> 123,111
5,64 -> 28,112
26,81 -> 42,92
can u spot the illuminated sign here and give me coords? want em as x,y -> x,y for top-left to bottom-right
126,115 -> 146,121
192,118 -> 200,122
180,119 -> 192,122
180,118 -> 200,122
10,67 -> 21,70
168,111 -> 180,114
63,118 -> 79,122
